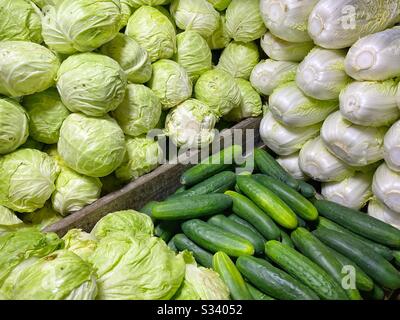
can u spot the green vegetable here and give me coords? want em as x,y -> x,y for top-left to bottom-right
62,229 -> 97,262
236,256 -> 319,300
205,14 -> 231,50
172,234 -> 213,268
155,221 -> 181,242
265,240 -> 348,300
182,219 -> 255,257
246,282 -> 275,300
58,113 -> 126,178
213,251 -> 252,300
152,194 -> 232,220
0,149 -> 59,213
225,191 -> 280,240
236,176 -> 298,229
0,98 -> 29,154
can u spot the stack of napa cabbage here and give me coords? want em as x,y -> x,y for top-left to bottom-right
0,0 -> 267,229
257,0 -> 400,227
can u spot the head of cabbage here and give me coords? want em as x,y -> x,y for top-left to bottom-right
41,0 -> 122,54
100,33 -> 153,84
23,88 -> 70,145
205,14 -> 231,50
115,136 -> 162,182
62,229 -> 97,262
113,84 -> 162,137
56,53 -> 127,117
0,149 -> 60,213
22,203 -> 62,231
126,6 -> 176,62
0,98 -> 29,155
0,41 -> 60,97
58,113 -> 126,178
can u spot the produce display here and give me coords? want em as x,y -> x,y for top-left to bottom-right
1,0 -> 400,301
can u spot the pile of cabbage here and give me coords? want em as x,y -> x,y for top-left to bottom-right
0,210 -> 229,300
0,0 -> 266,229
257,0 -> 400,229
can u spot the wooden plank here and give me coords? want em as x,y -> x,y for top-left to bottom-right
45,117 -> 262,236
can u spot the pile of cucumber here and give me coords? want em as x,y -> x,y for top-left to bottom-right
141,145 -> 400,300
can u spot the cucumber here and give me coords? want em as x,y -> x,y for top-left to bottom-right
253,174 -> 318,221
254,149 -> 299,190
236,176 -> 298,229
227,214 -> 266,240
172,233 -> 213,268
246,283 -> 275,300
265,240 -> 348,300
394,251 -> 400,267
180,145 -> 242,186
155,221 -> 180,242
314,200 -> 400,248
291,228 -> 362,300
318,217 -> 393,261
297,215 -> 308,228
225,191 -> 280,240
174,186 -> 187,194
181,219 -> 255,257
236,256 -> 320,300
208,215 -> 265,255
279,229 -> 294,248
313,228 -> 400,290
325,246 -> 374,292
298,181 -> 316,198
168,238 -> 178,252
213,252 -> 252,300
152,194 -> 232,220
169,171 -> 236,200
362,284 -> 385,300
140,201 -> 159,219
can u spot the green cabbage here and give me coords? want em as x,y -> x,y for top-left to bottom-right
174,31 -> 212,82
0,0 -> 43,43
207,0 -> 231,11
56,53 -> 127,117
91,210 -> 154,240
63,229 -> 97,262
205,14 -> 231,50
225,0 -> 266,42
90,233 -> 185,300
217,41 -> 260,80
165,99 -> 217,148
20,138 -> 44,151
100,33 -> 153,84
7,250 -> 97,300
224,79 -> 262,122
195,69 -> 241,117
120,0 -> 134,29
58,113 -> 126,178
113,84 -> 162,137
115,136 -> 161,182
173,252 -> 230,300
170,0 -> 220,37
0,98 -> 29,155
0,41 -> 60,97
147,59 -> 192,110
22,204 -> 62,231
23,88 -> 70,144
126,6 -> 176,62
0,205 -> 23,228
0,149 -> 60,213
131,0 -> 172,6
41,0 -> 122,54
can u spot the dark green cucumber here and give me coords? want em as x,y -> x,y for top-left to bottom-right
168,238 -> 178,252
265,240 -> 348,300
182,219 -> 254,257
313,228 -> 400,290
155,221 -> 180,242
325,246 -> 374,292
314,200 -> 400,248
236,256 -> 320,300
208,215 -> 265,255
140,201 -> 159,219
318,217 -> 393,261
227,214 -> 265,240
236,176 -> 298,229
362,284 -> 385,300
172,233 -> 213,268
298,181 -> 317,198
253,174 -> 318,221
291,228 -> 362,300
246,283 -> 275,300
152,194 -> 232,220
174,186 -> 187,194
180,145 -> 242,186
213,252 -> 252,300
225,191 -> 280,240
254,148 -> 299,190
169,171 -> 236,200
394,251 -> 400,267
279,229 -> 294,248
